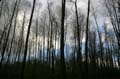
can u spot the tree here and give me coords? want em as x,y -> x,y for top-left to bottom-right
104,0 -> 120,53
21,0 -> 36,79
60,0 -> 66,79
85,0 -> 90,78
0,0 -> 18,69
104,0 -> 120,68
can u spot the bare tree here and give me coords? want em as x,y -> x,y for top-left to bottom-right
21,0 -> 36,79
0,0 -> 18,69
85,0 -> 90,78
60,0 -> 66,79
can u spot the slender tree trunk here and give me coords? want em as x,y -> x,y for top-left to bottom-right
21,0 -> 36,79
17,9 -> 26,63
6,0 -> 20,64
85,0 -> 90,78
75,0 -> 82,64
60,0 -> 66,79
0,0 -> 18,69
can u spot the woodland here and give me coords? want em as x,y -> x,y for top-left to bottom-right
0,0 -> 119,79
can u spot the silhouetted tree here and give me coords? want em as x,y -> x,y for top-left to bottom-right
85,0 -> 90,78
21,0 -> 36,79
60,0 -> 66,79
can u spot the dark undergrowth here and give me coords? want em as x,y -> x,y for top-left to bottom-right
0,61 -> 120,79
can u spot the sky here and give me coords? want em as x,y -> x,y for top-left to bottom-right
16,0 -> 114,51
26,0 -> 109,27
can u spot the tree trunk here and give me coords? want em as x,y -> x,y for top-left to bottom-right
20,0 -> 36,79
60,0 -> 66,79
85,0 -> 90,78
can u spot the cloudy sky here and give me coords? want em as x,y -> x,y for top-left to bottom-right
28,0 -> 107,26
16,0 -> 112,50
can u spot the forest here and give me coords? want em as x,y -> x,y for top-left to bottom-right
0,0 -> 120,79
